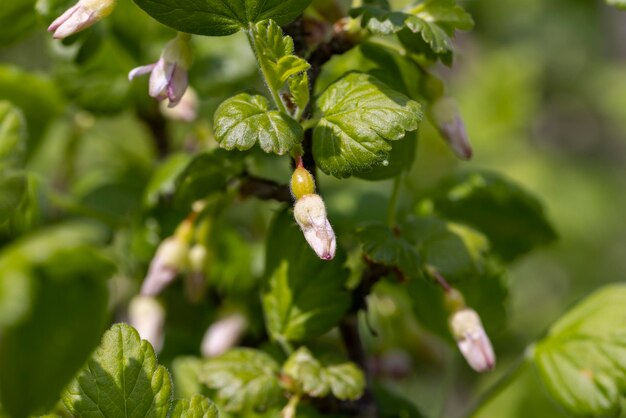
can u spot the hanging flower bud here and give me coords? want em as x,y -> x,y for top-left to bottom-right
431,97 -> 473,160
200,313 -> 247,358
129,33 -> 193,108
128,296 -> 165,352
293,194 -> 336,260
184,243 -> 208,304
141,220 -> 193,296
48,0 -> 116,39
449,308 -> 496,372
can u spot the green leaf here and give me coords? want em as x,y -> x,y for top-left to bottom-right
132,0 -> 311,36
282,347 -> 365,401
403,216 -> 490,282
283,347 -> 329,397
144,153 -> 192,208
289,73 -> 310,114
171,395 -> 219,418
350,0 -> 473,61
0,0 -> 37,45
173,150 -> 245,208
251,20 -> 310,92
262,209 -> 351,342
63,323 -> 173,418
534,284 -> 626,417
172,357 -> 206,399
0,172 -> 27,224
214,93 -> 302,155
312,72 -> 422,178
0,101 -> 26,168
606,0 -> 626,9
200,348 -> 282,413
357,223 -> 421,281
0,66 -> 64,154
0,223 -> 113,418
430,171 -> 556,262
324,363 -> 366,401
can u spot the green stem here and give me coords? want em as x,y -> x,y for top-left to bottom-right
246,25 -> 289,114
387,176 -> 402,227
276,336 -> 294,356
281,393 -> 301,418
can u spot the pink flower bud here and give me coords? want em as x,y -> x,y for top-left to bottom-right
141,236 -> 189,296
431,97 -> 473,160
200,314 -> 247,357
293,194 -> 336,260
128,296 -> 165,352
48,0 -> 116,39
129,33 -> 193,108
449,308 -> 495,372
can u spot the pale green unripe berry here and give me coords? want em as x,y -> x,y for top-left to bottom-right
290,166 -> 315,200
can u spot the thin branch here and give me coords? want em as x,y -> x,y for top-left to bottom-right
238,175 -> 292,203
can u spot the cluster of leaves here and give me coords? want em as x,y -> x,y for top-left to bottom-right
1,0 -> 626,417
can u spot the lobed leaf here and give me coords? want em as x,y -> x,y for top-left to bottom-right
214,93 -> 302,155
62,323 -> 173,418
200,348 -> 282,413
171,394 -> 219,418
263,209 -> 351,342
313,72 -> 422,178
534,285 -> 626,417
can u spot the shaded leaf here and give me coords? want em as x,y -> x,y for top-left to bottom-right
132,0 -> 311,36
324,363 -> 366,401
214,93 -> 302,155
0,223 -> 113,417
313,72 -> 421,178
262,209 -> 351,342
357,223 -> 421,280
63,323 -> 172,418
200,348 -> 281,413
430,171 -> 557,262
0,101 -> 26,168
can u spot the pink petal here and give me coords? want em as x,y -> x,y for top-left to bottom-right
128,63 -> 156,81
48,3 -> 80,32
149,58 -> 174,100
166,65 -> 188,108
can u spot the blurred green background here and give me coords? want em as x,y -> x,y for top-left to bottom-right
0,0 -> 625,417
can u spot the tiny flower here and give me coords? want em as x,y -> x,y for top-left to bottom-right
449,308 -> 496,372
128,296 -> 165,352
129,33 -> 193,108
293,194 -> 336,260
200,314 -> 247,358
48,0 -> 116,39
431,97 -> 473,160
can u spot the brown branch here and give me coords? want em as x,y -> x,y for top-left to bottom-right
238,175 -> 292,203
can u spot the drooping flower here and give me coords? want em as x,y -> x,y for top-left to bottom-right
431,97 -> 473,160
293,194 -> 336,260
449,308 -> 496,372
200,314 -> 247,358
48,0 -> 116,39
129,33 -> 193,108
141,220 -> 193,296
128,296 -> 165,352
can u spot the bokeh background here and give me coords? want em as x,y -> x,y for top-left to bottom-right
0,0 -> 625,417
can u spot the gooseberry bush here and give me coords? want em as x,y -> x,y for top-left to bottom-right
1,0 -> 626,417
